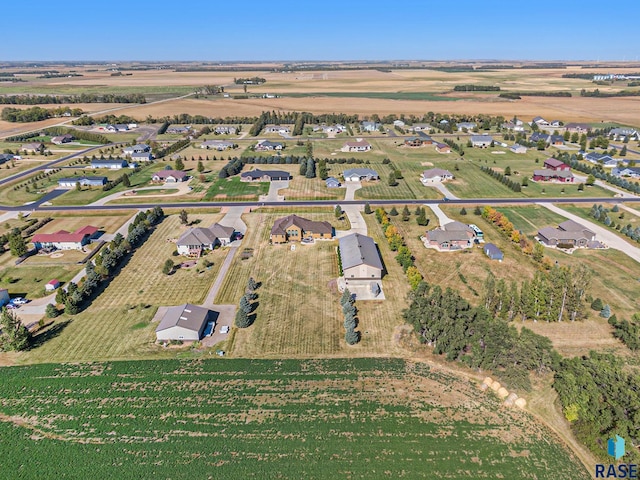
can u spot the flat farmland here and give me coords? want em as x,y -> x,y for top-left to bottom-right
19,213 -> 226,364
0,358 -> 590,479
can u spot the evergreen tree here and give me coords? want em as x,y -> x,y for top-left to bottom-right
345,328 -> 360,345
299,159 -> 307,175
121,174 -> 131,187
0,308 -> 31,351
474,206 -> 482,215
179,209 -> 188,225
247,277 -> 258,292
239,295 -> 252,314
387,172 -> 398,186
600,305 -> 611,318
197,160 -> 204,173
235,308 -> 251,328
45,303 -> 59,318
364,203 -> 372,215
459,207 -> 467,215
334,205 -> 343,219
305,158 -> 316,178
55,288 -> 67,305
389,207 -> 398,216
175,157 -> 185,170
8,229 -> 27,257
416,208 -> 429,226
64,298 -> 79,315
590,297 -> 603,311
162,259 -> 174,275
340,288 -> 353,307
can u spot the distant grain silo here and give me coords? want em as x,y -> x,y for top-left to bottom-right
515,398 -> 527,409
504,392 -> 518,406
497,387 -> 509,399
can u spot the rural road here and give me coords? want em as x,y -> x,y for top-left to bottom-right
538,202 -> 640,263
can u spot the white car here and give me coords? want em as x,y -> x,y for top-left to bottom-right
11,297 -> 28,305
220,326 -> 230,334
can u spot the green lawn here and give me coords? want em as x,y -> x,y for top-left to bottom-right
0,359 -> 590,480
203,176 -> 269,201
0,264 -> 81,300
496,205 -> 569,235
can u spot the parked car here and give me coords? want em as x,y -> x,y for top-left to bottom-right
6,304 -> 18,310
12,297 -> 28,305
220,326 -> 230,334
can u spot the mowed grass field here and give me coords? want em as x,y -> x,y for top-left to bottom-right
18,213 -> 227,364
0,358 -> 590,480
216,209 -> 410,357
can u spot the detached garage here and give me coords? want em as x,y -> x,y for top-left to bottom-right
155,304 -> 212,341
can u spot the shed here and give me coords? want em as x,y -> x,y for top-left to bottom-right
45,279 -> 61,291
155,304 -> 213,341
483,243 -> 503,261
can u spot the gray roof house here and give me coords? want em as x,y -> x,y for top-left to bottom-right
131,152 -> 153,162
342,168 -> 379,182
201,140 -> 235,150
240,169 -> 291,182
421,168 -> 454,184
422,221 -> 476,251
152,170 -> 188,182
0,154 -> 16,164
155,303 -> 213,341
22,142 -> 44,152
58,176 -> 107,188
457,122 -> 477,131
610,127 -> 638,140
483,243 -> 503,261
361,121 -> 382,132
176,223 -> 235,256
471,135 -> 493,148
339,233 -> 383,283
255,140 -> 284,151
123,144 -> 150,155
538,220 -> 596,248
90,159 -> 129,169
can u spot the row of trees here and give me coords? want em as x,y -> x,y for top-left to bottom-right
374,208 -> 423,289
0,93 -> 145,105
608,313 -> 640,350
235,277 -> 259,328
481,206 -> 546,264
1,106 -> 83,123
482,264 -> 591,323
479,165 -> 522,192
453,85 -> 500,91
102,168 -> 138,191
443,138 -> 465,156
151,139 -> 190,160
405,282 -> 557,391
589,203 -> 640,243
218,158 -> 244,178
46,126 -> 110,144
340,289 -> 360,345
58,207 -> 164,315
567,155 -> 640,195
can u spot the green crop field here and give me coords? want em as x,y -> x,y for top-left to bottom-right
286,91 -> 459,101
0,358 -> 590,479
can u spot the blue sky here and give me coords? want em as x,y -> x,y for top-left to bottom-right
3,0 -> 640,61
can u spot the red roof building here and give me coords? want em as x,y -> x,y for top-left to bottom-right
32,226 -> 99,250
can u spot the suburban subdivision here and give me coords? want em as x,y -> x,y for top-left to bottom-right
1,55 -> 640,479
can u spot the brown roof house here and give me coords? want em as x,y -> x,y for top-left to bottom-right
155,303 -> 214,341
270,215 -> 333,244
176,223 -> 236,256
339,233 -> 383,284
422,221 -> 476,251
537,220 -> 597,248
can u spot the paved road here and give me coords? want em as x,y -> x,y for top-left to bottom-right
539,202 -> 640,263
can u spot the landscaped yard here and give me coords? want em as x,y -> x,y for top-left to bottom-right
18,213 -> 227,364
204,176 -> 269,200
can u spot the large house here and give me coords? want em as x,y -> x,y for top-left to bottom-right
155,303 -> 213,341
51,134 -> 74,145
339,233 -> 383,283
32,225 -> 99,251
22,142 -> 44,153
105,124 -> 129,132
201,140 -> 235,150
58,176 -> 107,188
90,159 -> 129,169
341,140 -> 371,152
610,128 -> 638,141
416,132 -> 434,144
131,152 -> 153,162
152,170 -> 188,183
0,154 -> 17,164
532,116 -> 549,126
240,169 -> 291,182
421,168 -> 454,184
361,121 -> 381,132
565,123 -> 590,134
404,137 -> 425,147
176,223 -> 236,256
214,125 -> 237,135
470,135 -> 493,148
342,168 -> 379,182
613,167 -> 640,178
537,220 -> 596,248
408,123 -> 431,132
502,121 -> 525,132
166,125 -> 192,134
123,144 -> 150,156
263,125 -> 291,135
457,122 -> 477,131
422,221 -> 477,251
510,144 -> 527,154
255,140 -> 284,151
270,215 -> 333,243
532,169 -> 574,182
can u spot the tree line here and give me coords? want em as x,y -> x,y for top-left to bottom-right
1,106 -> 84,123
479,165 -> 522,192
0,93 -> 145,105
45,126 -> 110,144
453,85 -> 500,91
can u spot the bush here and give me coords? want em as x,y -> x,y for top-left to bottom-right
590,298 -> 603,311
345,329 -> 360,345
45,303 -> 59,318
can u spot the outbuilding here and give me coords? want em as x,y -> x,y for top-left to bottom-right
483,243 -> 503,261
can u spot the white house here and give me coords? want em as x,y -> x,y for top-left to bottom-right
342,168 -> 379,182
341,140 -> 371,153
421,168 -> 454,184
510,144 -> 527,154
